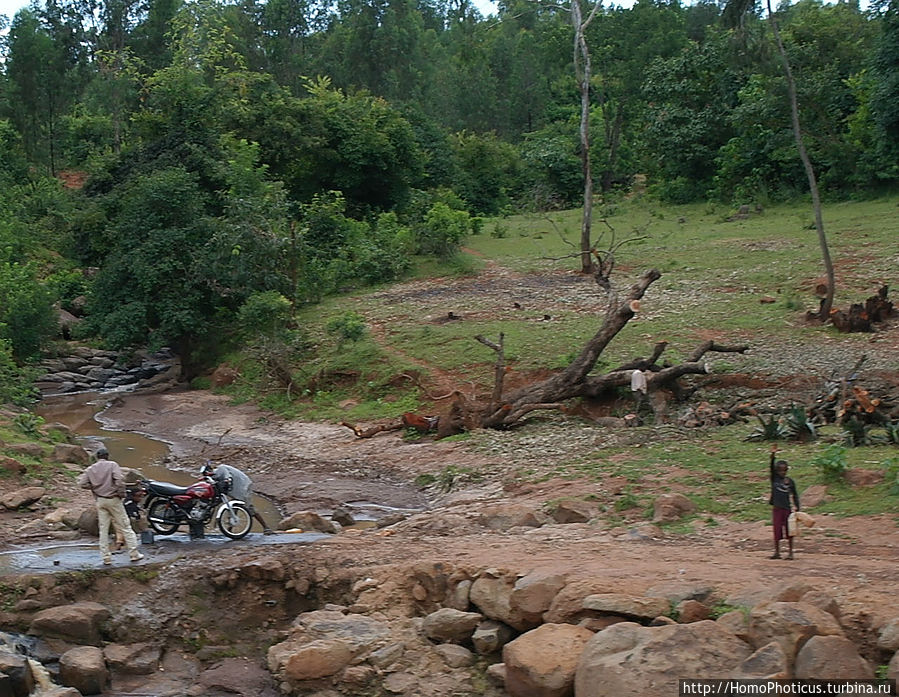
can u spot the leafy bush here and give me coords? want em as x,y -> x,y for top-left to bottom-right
417,203 -> 471,258
841,416 -> 875,447
238,291 -> 293,337
13,412 -> 45,437
812,445 -> 848,482
327,312 -> 366,345
746,413 -> 785,441
0,339 -> 39,407
0,262 -> 57,361
782,405 -> 817,442
746,405 -> 816,442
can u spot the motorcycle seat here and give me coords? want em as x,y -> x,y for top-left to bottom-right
146,480 -> 192,496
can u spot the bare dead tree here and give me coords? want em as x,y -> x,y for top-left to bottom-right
724,0 -> 835,321
571,0 -> 603,275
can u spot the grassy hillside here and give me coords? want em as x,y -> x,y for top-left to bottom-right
215,195 -> 899,524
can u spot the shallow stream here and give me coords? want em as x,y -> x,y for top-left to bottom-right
34,391 -> 283,527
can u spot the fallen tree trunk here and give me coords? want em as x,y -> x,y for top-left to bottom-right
453,269 -> 749,431
346,268 -> 750,438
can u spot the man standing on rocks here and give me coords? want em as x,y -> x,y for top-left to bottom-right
768,444 -> 800,560
78,447 -> 144,565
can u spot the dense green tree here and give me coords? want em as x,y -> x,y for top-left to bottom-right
4,10 -> 68,172
870,0 -> 899,180
643,28 -> 741,202
450,130 -> 523,215
589,0 -> 689,193
315,0 -> 438,106
128,0 -> 180,69
84,166 -> 218,353
238,78 -> 424,216
0,261 -> 57,362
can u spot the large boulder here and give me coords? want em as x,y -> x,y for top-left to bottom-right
28,602 -> 111,646
470,571 -> 519,629
732,641 -> 790,679
574,621 -> 753,697
477,504 -> 548,531
267,610 -> 391,688
510,571 -> 567,628
0,648 -> 35,697
473,620 -> 516,656
195,657 -> 277,696
1,487 -> 46,511
549,499 -> 595,524
747,602 -> 844,662
58,646 -> 108,695
51,444 -> 90,465
794,636 -> 873,679
504,623 -> 595,697
544,580 -> 614,625
272,639 -> 354,682
78,508 -> 100,537
470,569 -> 558,632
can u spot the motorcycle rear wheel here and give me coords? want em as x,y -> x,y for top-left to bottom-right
147,500 -> 181,535
218,503 -> 252,539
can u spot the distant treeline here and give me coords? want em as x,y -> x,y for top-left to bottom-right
0,0 -> 897,401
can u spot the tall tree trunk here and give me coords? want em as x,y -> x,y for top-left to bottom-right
766,0 -> 835,320
572,0 -> 599,275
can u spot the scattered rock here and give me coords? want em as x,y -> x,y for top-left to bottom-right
421,608 -> 483,644
1,486 -> 47,510
59,645 -> 108,695
504,623 -> 595,697
278,511 -> 338,534
800,485 -> 830,508
845,469 -> 884,487
548,499 -> 595,524
0,648 -> 36,697
676,599 -> 711,624
652,493 -> 697,523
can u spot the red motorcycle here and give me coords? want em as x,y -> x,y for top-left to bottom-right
144,473 -> 252,540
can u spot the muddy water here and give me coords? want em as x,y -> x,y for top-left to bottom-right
35,392 -> 282,529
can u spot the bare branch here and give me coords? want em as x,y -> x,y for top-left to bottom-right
476,333 -> 506,409
686,341 -> 749,362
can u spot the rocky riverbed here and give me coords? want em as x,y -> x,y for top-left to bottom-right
2,386 -> 899,697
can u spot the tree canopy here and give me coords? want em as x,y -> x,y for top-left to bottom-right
0,0 -> 897,395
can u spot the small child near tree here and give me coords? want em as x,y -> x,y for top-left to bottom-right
769,444 -> 801,560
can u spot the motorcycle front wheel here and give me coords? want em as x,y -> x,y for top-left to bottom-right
217,503 -> 252,540
147,500 -> 181,535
